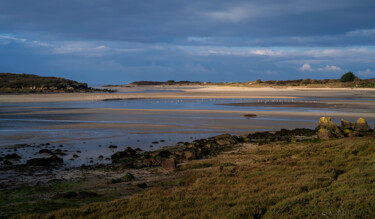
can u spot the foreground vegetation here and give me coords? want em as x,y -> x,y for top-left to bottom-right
13,135 -> 375,218
0,73 -> 112,93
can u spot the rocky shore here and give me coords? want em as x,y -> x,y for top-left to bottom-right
1,117 -> 373,188
0,117 -> 375,217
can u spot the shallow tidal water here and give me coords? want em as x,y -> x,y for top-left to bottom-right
1,93 -> 374,168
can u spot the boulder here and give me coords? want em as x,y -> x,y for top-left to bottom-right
317,128 -> 334,140
183,151 -> 196,160
316,117 -> 344,139
3,160 -> 12,165
25,155 -> 63,166
214,134 -> 238,146
119,161 -> 136,170
354,118 -> 371,132
77,191 -> 98,199
123,173 -> 135,182
4,153 -> 21,160
38,149 -> 54,154
142,159 -> 153,167
161,158 -> 176,170
341,119 -> 353,130
111,147 -> 138,161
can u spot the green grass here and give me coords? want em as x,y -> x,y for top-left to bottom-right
11,136 -> 375,218
0,180 -> 114,218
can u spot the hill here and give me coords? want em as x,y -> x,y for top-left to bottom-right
0,73 -> 111,93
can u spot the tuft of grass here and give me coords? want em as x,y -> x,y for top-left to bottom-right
12,137 -> 375,218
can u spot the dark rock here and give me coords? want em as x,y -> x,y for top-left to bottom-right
123,173 -> 135,182
183,151 -> 196,160
4,153 -> 21,160
38,149 -> 54,154
98,155 -> 104,159
341,119 -> 353,130
111,147 -> 139,161
158,150 -> 172,158
3,160 -> 12,165
152,141 -> 159,144
77,191 -> 98,199
26,155 -> 63,166
110,178 -> 123,184
119,162 -> 136,170
137,183 -> 148,188
161,158 -> 176,170
108,145 -> 118,149
244,114 -> 257,118
52,191 -> 77,199
214,134 -> 238,145
142,159 -> 153,167
73,154 -> 79,158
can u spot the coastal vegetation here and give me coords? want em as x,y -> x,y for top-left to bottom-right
126,72 -> 375,88
0,73 -> 113,93
2,118 -> 374,218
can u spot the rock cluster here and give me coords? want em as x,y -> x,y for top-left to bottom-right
111,134 -> 240,170
316,117 -> 373,139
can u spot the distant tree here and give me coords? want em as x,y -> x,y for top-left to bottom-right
301,78 -> 311,85
341,72 -> 356,82
256,79 -> 262,83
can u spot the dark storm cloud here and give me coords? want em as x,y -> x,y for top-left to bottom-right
1,0 -> 375,45
1,0 -> 375,83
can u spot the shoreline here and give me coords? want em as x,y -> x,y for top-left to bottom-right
1,85 -> 375,103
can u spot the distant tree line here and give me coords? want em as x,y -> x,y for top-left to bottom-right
254,72 -> 374,88
130,80 -> 202,85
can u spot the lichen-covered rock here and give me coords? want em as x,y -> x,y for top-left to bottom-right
354,118 -> 371,132
343,129 -> 359,137
341,119 -> 353,130
316,117 -> 344,139
317,128 -> 334,140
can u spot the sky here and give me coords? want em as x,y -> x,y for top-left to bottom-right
1,0 -> 375,84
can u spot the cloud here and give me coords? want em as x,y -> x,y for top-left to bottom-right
0,0 -> 375,46
324,65 -> 342,71
299,64 -> 314,71
206,7 -> 252,23
357,69 -> 375,77
346,29 -> 375,37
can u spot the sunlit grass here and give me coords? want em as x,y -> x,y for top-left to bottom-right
14,136 -> 375,218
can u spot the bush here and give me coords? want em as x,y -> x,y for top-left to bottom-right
341,72 -> 356,82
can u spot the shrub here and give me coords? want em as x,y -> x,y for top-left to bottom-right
341,72 -> 356,82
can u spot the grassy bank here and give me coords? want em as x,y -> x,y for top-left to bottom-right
15,136 -> 375,218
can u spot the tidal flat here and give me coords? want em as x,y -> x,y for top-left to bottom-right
1,86 -> 375,217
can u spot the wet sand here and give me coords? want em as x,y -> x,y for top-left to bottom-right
1,86 -> 375,168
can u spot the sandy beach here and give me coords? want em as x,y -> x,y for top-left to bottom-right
2,85 -> 375,103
